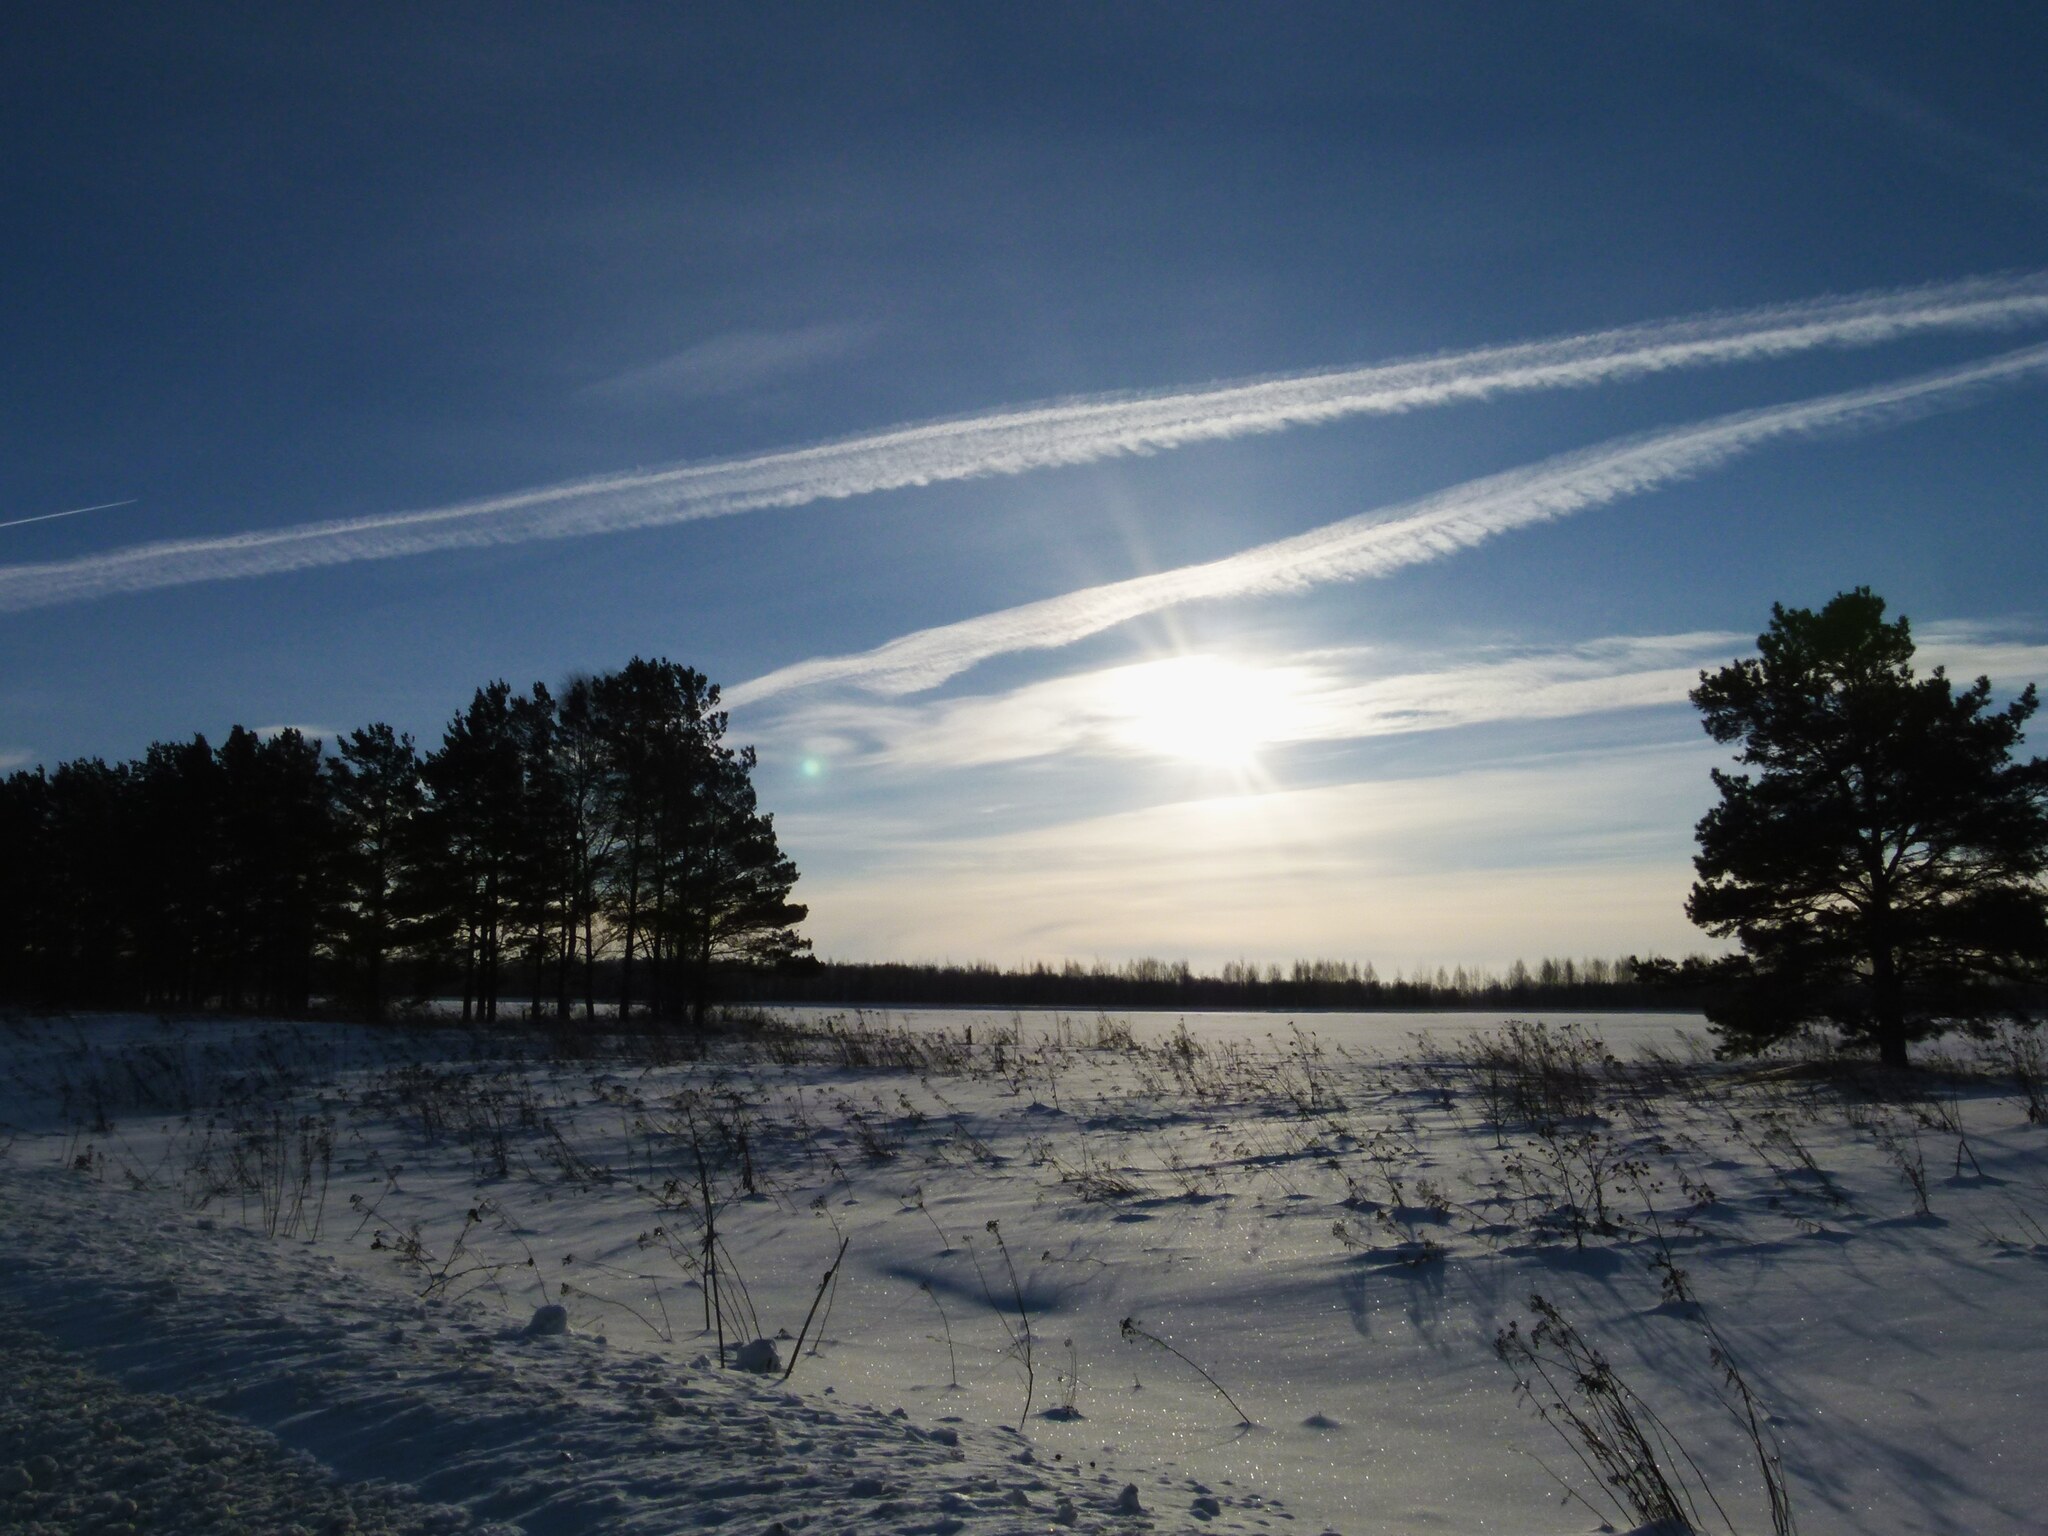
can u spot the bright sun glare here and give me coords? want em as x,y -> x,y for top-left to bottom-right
1106,654 -> 1302,768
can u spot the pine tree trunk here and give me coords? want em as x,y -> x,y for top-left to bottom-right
649,868 -> 666,1022
582,910 -> 596,1022
619,847 -> 639,1024
1871,934 -> 1908,1069
554,917 -> 570,1021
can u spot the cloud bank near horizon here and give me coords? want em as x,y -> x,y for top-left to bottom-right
783,742 -> 1719,969
7,272 -> 2048,615
728,341 -> 2048,706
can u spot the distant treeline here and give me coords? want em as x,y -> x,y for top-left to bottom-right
0,659 -> 807,1023
726,954 -> 1708,1012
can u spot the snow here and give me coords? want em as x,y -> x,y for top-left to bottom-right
522,1304 -> 569,1338
2,1008 -> 2045,1535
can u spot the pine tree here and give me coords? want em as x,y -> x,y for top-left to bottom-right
329,723 -> 423,1019
554,677 -> 618,1020
421,684 -> 525,1022
128,735 -> 224,1008
214,727 -> 334,1014
589,658 -> 808,1024
668,740 -> 809,1025
1687,589 -> 2048,1066
0,769 -> 54,1004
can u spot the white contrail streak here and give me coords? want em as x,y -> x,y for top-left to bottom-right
3,274 -> 2048,614
0,498 -> 137,532
727,341 -> 2048,706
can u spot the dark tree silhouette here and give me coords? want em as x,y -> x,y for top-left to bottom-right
589,659 -> 675,1022
507,683 -> 571,1020
0,657 -> 807,1022
420,683 -> 526,1023
215,727 -> 336,1014
42,759 -> 132,1005
589,658 -> 809,1024
553,676 -> 617,1020
665,731 -> 809,1026
129,735 -> 224,1008
0,767 -> 57,1004
1686,589 -> 2048,1066
328,724 -> 423,1019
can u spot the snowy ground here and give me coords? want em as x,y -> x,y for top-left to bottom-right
2,1008 -> 2044,1536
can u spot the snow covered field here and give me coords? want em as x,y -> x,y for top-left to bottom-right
2,1008 -> 2044,1536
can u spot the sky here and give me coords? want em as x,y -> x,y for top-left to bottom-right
5,4 -> 2047,973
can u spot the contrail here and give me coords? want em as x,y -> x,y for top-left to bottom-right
726,341 -> 2048,706
0,498 -> 136,533
4,274 -> 2048,614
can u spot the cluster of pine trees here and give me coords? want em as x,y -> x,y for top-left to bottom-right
0,659 -> 808,1022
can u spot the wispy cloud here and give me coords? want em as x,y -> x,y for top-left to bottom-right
730,341 -> 2048,705
763,634 -> 1745,771
6,273 -> 2048,614
1914,627 -> 2048,691
0,749 -> 32,772
1754,34 -> 2048,206
1661,8 -> 2048,205
582,320 -> 879,402
252,723 -> 339,744
1806,59 -> 2048,204
762,623 -> 2048,780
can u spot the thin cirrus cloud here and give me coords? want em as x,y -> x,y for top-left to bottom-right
1749,31 -> 2048,206
581,320 -> 882,402
763,633 -> 1748,771
728,340 -> 2048,707
762,628 -> 2048,774
1911,631 -> 2048,688
6,272 -> 2048,614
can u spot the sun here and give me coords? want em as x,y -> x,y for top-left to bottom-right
1104,654 -> 1301,767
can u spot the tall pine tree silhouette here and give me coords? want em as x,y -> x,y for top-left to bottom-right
1688,589 -> 2048,1065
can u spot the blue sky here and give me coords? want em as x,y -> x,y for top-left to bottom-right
5,4 -> 2047,970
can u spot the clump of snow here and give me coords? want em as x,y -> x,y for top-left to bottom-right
523,1302 -> 569,1337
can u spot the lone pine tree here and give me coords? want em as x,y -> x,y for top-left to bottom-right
1686,588 -> 2048,1067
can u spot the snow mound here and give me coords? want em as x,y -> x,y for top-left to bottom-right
523,1302 -> 569,1337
